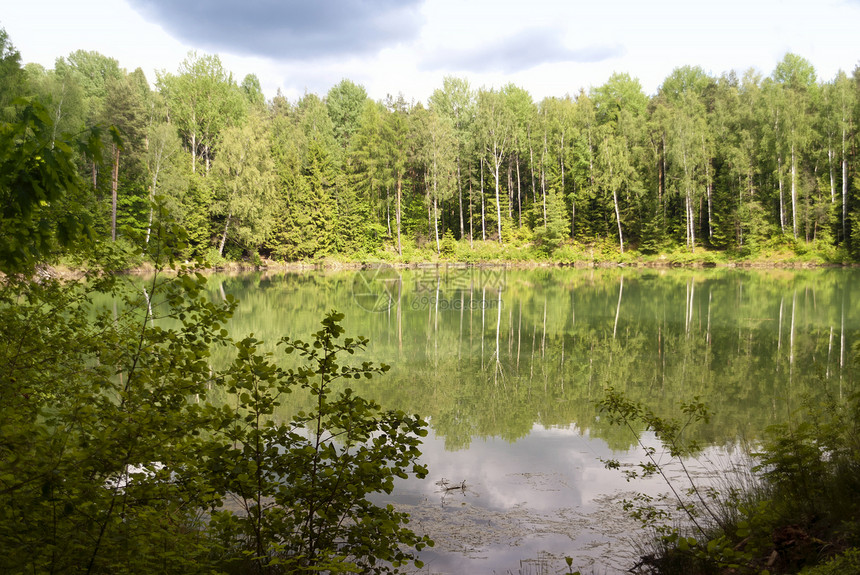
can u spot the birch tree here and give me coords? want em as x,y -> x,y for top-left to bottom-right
211,113 -> 276,256
429,76 -> 475,239
591,73 -> 648,252
143,121 -> 181,245
157,52 -> 245,175
656,67 -> 711,251
476,87 -> 514,244
383,95 -> 411,255
101,73 -> 145,241
419,109 -> 456,253
828,71 -> 855,243
770,54 -> 817,240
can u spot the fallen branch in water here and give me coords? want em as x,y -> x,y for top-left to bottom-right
435,478 -> 467,492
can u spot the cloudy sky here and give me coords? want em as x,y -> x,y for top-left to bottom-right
3,0 -> 859,103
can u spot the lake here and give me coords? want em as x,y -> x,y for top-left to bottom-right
203,266 -> 858,574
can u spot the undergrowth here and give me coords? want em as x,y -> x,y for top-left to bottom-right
597,387 -> 860,575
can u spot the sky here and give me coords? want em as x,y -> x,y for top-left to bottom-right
3,0 -> 860,104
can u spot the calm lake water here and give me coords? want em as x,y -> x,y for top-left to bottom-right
202,266 -> 857,574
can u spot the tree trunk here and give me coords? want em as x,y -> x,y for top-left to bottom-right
682,146 -> 693,251
688,192 -> 696,252
494,156 -> 503,245
458,159 -> 464,239
560,131 -> 565,193
396,177 -> 402,256
468,173 -> 474,248
111,145 -> 120,242
778,155 -> 785,234
480,157 -> 486,241
613,187 -> 624,254
516,155 -> 522,228
608,160 -> 624,254
145,142 -> 165,246
386,188 -> 392,236
433,195 -> 440,254
145,186 -> 155,246
528,126 -> 537,205
507,160 -> 513,220
828,147 -> 835,204
190,131 -> 197,174
790,144 -> 797,240
427,192 -> 432,245
843,129 -> 849,242
219,212 -> 231,256
703,136 -> 712,240
658,137 -> 664,206
541,126 -> 548,226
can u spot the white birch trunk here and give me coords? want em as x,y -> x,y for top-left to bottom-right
778,155 -> 785,234
790,144 -> 797,240
433,196 -> 440,254
843,128 -> 849,241
480,157 -> 486,241
828,147 -> 835,204
218,212 -> 231,256
493,154 -> 503,244
458,160 -> 464,238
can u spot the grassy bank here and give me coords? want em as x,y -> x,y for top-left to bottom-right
43,234 -> 855,278
202,235 -> 856,272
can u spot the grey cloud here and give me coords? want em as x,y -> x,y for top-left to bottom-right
422,28 -> 624,73
127,0 -> 424,60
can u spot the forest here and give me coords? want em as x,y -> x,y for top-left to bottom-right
3,25 -> 860,573
2,27 -> 859,264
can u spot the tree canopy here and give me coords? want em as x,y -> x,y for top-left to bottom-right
4,25 -> 860,263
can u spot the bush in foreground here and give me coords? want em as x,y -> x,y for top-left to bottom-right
0,103 -> 432,574
598,387 -> 860,574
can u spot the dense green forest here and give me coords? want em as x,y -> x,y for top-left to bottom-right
2,28 -> 860,263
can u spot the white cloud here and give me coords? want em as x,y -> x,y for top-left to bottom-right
2,0 -> 859,104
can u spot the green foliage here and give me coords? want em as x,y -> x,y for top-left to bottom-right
0,28 -> 26,118
441,229 -> 457,256
203,311 -> 432,573
211,112 -> 277,256
0,267 -> 433,573
326,79 -> 369,152
157,51 -> 246,174
0,99 -> 102,273
275,138 -> 340,260
0,260 -> 234,573
800,548 -> 860,575
0,101 -> 432,573
10,27 -> 860,265
599,387 -> 860,574
755,391 -> 860,527
531,189 -> 570,253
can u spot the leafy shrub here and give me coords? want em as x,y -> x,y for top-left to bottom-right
598,387 -> 860,575
203,311 -> 433,574
0,105 -> 432,574
800,548 -> 860,575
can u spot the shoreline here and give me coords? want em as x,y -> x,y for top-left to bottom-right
39,251 -> 856,280
150,257 -> 852,273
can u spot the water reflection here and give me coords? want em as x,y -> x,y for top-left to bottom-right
202,267 -> 857,573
